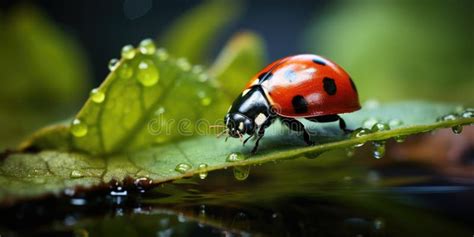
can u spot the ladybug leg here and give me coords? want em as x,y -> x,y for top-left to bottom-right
243,134 -> 254,145
251,128 -> 265,154
306,115 -> 352,133
281,118 -> 314,146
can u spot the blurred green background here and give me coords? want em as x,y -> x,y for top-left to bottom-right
0,0 -> 472,149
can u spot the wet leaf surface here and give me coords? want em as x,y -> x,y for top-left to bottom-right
1,101 -> 472,203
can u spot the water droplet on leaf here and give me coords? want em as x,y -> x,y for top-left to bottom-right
197,163 -> 208,179
351,128 -> 371,147
121,44 -> 136,59
175,163 -> 192,174
71,119 -> 88,137
118,62 -> 133,79
233,166 -> 250,181
372,141 -> 386,159
138,38 -> 156,55
394,135 -> 406,143
90,88 -> 105,103
438,114 -> 457,122
137,60 -> 159,86
154,106 -> 165,115
108,58 -> 119,71
452,125 -> 463,134
461,108 -> 474,119
371,122 -> 391,132
176,58 -> 191,71
226,152 -> 245,162
363,117 -> 378,128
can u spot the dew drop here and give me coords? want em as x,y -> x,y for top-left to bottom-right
438,114 -> 457,122
233,166 -> 250,181
156,48 -> 169,61
175,163 -> 192,174
70,170 -> 84,178
371,122 -> 391,132
137,60 -> 159,86
197,163 -> 208,180
138,38 -> 156,55
394,135 -> 406,143
118,62 -> 134,79
372,141 -> 386,159
350,128 -> 371,147
363,117 -> 378,129
388,118 -> 403,128
226,152 -> 245,162
154,106 -> 165,116
121,44 -> 136,59
108,58 -> 119,71
452,125 -> 463,134
90,88 -> 105,103
176,58 -> 191,71
461,108 -> 474,119
134,177 -> 153,188
70,119 -> 88,137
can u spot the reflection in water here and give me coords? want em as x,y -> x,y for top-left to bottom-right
0,148 -> 473,236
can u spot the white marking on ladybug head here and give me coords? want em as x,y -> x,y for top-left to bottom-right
238,122 -> 244,130
254,113 -> 266,126
242,89 -> 251,97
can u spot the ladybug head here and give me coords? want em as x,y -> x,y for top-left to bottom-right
224,113 -> 255,138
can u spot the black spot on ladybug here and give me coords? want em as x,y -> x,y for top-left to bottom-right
349,77 -> 357,93
292,95 -> 308,114
312,59 -> 326,66
323,77 -> 337,95
258,71 -> 273,83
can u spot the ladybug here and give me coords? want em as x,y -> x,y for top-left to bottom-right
224,54 -> 361,154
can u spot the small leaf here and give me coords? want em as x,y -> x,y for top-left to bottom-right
160,0 -> 242,64
71,46 -> 222,154
209,31 -> 267,100
2,102 -> 472,203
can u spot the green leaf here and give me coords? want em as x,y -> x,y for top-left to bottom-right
160,0 -> 242,64
23,42 -> 223,154
0,5 -> 90,149
2,102 -> 472,203
209,31 -> 267,100
22,31 -> 268,155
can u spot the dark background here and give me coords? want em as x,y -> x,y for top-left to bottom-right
1,0 -> 329,85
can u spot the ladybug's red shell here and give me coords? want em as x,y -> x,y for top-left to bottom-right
245,54 -> 360,117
